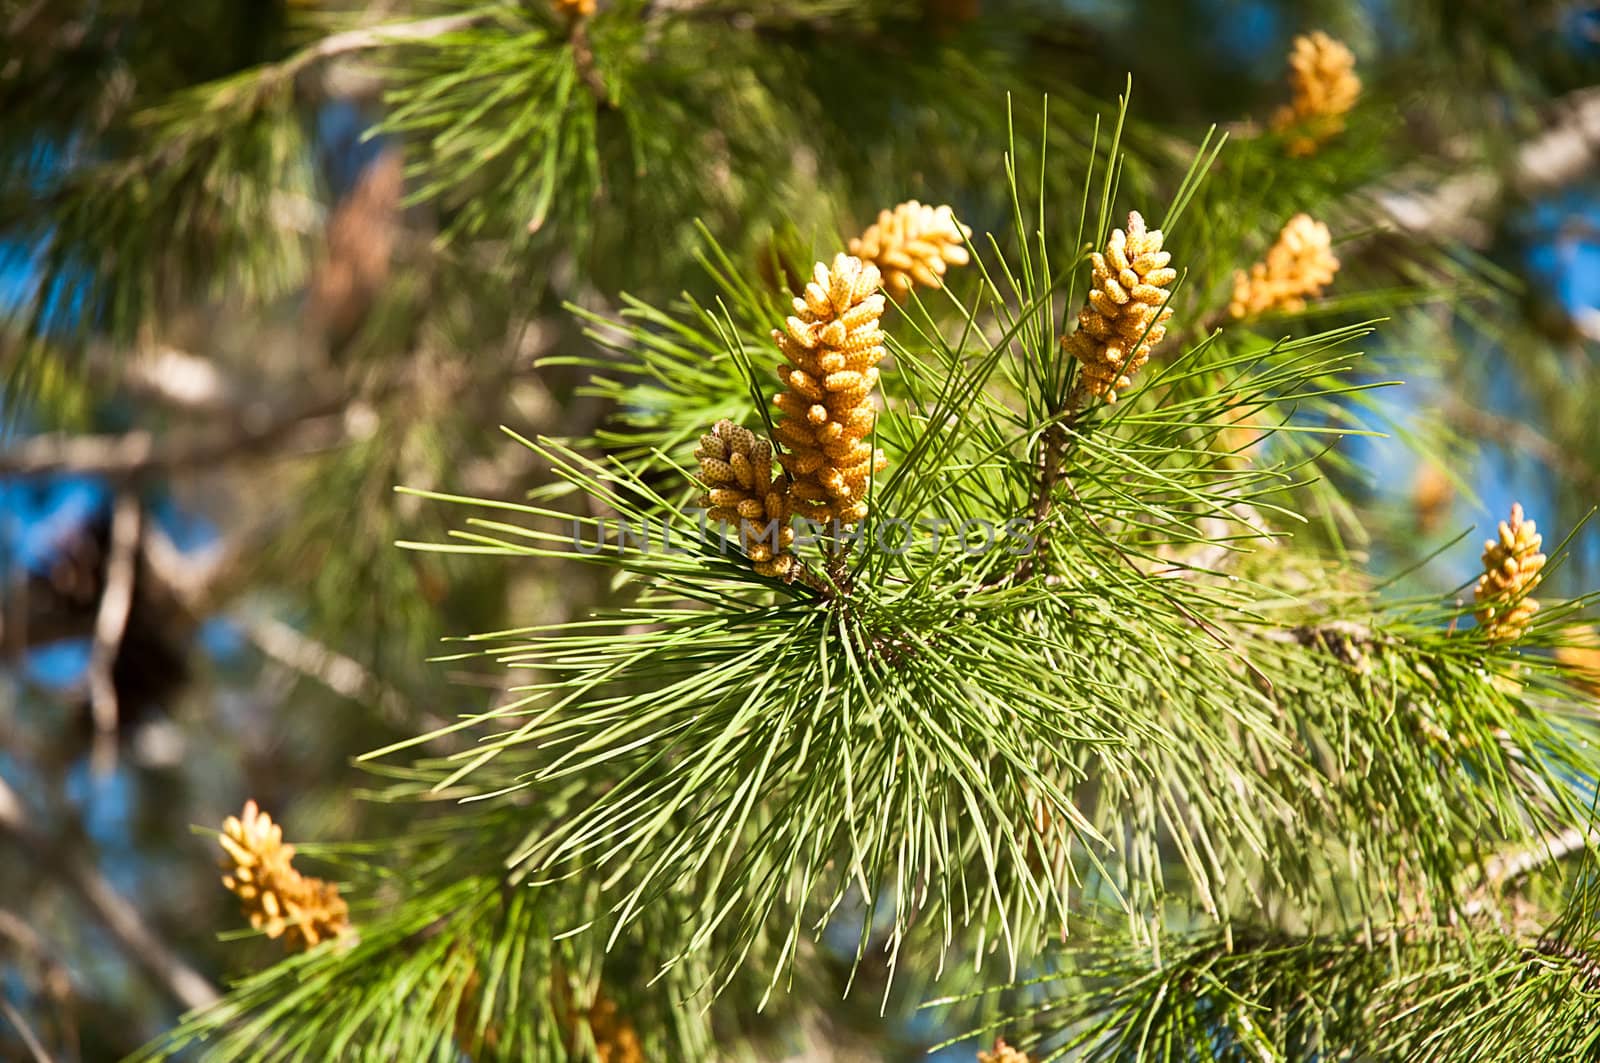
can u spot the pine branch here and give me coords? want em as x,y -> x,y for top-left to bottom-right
0,776 -> 220,1013
85,55 -> 1600,1057
1458,825 -> 1600,921
0,394 -> 352,479
568,19 -> 613,108
242,614 -> 454,735
1532,934 -> 1600,993
0,910 -> 62,984
0,356 -> 542,479
1440,395 -> 1600,499
0,998 -> 54,1063
0,518 -> 228,682
89,343 -> 237,413
286,11 -> 492,71
86,491 -> 140,774
1375,86 -> 1600,245
0,908 -> 103,1060
1014,415 -> 1074,583
0,908 -> 93,1061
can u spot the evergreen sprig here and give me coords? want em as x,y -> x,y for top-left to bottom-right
89,59 -> 1600,1063
343,124 -> 1600,1011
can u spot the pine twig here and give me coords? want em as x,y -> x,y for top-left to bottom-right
1458,825 -> 1600,921
1374,87 -> 1600,246
0,392 -> 353,479
0,999 -> 54,1063
1012,396 -> 1089,583
0,910 -> 62,979
86,491 -> 141,775
1532,935 -> 1600,993
0,776 -> 220,1013
568,19 -> 613,109
285,11 -> 493,76
0,355 -> 543,480
1440,396 -> 1600,499
241,614 -> 454,735
94,343 -> 236,412
1482,825 -> 1598,889
0,908 -> 82,1057
1019,425 -> 1068,581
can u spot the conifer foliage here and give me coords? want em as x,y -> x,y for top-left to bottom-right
3,3 -> 1600,1062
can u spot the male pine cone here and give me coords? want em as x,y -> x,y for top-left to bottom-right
1229,213 -> 1340,318
1271,31 -> 1361,156
977,1039 -> 1030,1063
848,200 -> 972,301
696,419 -> 797,580
772,253 -> 889,524
1063,211 -> 1176,404
219,800 -> 350,951
1473,502 -> 1546,641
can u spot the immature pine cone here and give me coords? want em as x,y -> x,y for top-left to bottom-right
1063,211 -> 1176,404
696,419 -> 797,579
219,800 -> 350,951
1473,502 -> 1546,641
978,1039 -> 1030,1063
772,254 -> 889,524
1271,31 -> 1360,156
848,200 -> 972,301
1229,213 -> 1340,318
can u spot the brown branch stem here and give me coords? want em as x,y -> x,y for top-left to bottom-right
1440,396 -> 1600,500
241,614 -> 455,735
1374,87 -> 1600,246
0,354 -> 542,481
568,19 -> 613,108
284,11 -> 491,76
0,391 -> 353,479
1012,394 -> 1087,584
0,776 -> 220,1013
1457,825 -> 1600,922
86,491 -> 141,774
0,999 -> 54,1063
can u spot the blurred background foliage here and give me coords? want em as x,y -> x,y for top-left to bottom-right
1,0 -> 1599,1059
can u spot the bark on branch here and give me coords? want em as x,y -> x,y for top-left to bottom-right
0,776 -> 220,1013
1375,87 -> 1600,245
86,492 -> 141,773
0,392 -> 352,479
